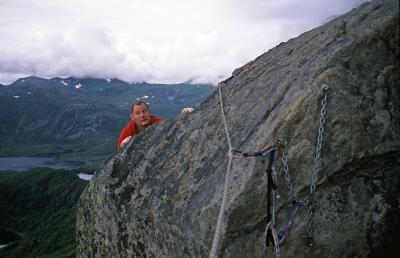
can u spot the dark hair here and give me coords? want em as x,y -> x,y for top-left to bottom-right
131,101 -> 149,113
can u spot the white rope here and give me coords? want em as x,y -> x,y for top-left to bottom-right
209,156 -> 233,258
209,83 -> 233,258
218,83 -> 232,150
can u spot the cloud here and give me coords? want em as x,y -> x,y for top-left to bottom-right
0,0 -> 368,85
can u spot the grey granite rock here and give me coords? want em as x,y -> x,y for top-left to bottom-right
77,0 -> 399,257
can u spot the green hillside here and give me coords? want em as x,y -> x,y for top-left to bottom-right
0,168 -> 89,258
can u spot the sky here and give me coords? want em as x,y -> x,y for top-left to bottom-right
0,0 -> 368,85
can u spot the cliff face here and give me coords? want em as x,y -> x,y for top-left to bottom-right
76,0 -> 399,257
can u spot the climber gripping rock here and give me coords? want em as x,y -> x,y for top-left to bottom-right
117,101 -> 193,148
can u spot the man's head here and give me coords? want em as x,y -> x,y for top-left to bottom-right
130,101 -> 151,130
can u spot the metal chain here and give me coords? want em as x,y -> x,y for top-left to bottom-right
306,84 -> 329,245
278,138 -> 308,206
214,81 -> 329,253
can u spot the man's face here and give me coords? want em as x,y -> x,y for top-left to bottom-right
131,104 -> 151,129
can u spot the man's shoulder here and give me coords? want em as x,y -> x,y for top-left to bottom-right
122,120 -> 135,131
150,116 -> 163,123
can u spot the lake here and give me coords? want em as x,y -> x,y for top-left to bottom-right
0,157 -> 83,172
0,229 -> 20,251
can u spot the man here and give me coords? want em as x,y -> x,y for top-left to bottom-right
117,101 -> 193,148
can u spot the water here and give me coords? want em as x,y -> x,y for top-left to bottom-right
77,173 -> 94,181
0,157 -> 83,172
0,229 -> 20,250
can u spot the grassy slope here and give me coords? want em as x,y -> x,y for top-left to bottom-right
0,168 -> 88,258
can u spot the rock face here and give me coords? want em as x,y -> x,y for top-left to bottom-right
77,0 -> 399,257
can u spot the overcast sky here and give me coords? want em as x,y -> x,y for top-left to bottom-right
0,0 -> 368,85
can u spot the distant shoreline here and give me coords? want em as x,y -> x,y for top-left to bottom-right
0,156 -> 84,172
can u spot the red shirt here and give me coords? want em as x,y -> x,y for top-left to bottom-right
117,116 -> 163,148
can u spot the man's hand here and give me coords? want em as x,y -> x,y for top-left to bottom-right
181,107 -> 194,114
120,136 -> 132,148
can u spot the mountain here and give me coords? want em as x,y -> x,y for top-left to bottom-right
77,0 -> 399,257
0,77 -> 215,165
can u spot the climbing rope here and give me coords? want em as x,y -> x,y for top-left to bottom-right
218,82 -> 233,150
209,82 -> 233,258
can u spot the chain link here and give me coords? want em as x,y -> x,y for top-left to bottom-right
306,84 -> 329,245
278,139 -> 308,206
